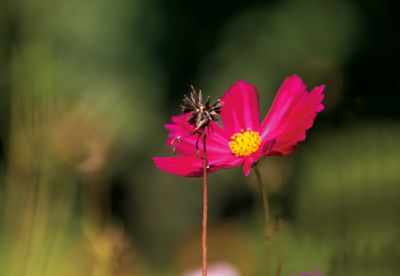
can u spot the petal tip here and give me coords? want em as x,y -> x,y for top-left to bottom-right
243,160 -> 253,177
285,74 -> 303,84
231,79 -> 257,91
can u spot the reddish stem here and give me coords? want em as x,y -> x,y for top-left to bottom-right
202,133 -> 208,276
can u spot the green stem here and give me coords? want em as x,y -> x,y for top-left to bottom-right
254,164 -> 272,276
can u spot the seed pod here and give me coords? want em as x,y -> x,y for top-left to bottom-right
181,85 -> 223,134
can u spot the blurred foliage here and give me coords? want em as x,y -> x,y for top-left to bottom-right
0,0 -> 399,275
295,123 -> 400,275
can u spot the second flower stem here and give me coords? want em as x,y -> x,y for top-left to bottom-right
254,164 -> 272,276
202,133 -> 208,276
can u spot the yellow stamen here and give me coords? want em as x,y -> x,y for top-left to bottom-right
229,128 -> 262,157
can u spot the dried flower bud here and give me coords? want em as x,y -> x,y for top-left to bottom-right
181,85 -> 223,134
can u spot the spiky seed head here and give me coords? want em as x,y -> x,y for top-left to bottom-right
181,85 -> 223,134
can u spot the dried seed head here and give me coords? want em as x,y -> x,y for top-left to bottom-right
181,85 -> 223,134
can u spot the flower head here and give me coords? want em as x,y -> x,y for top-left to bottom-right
153,75 -> 325,177
181,85 -> 223,134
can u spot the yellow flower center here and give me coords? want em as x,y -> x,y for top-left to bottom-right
229,128 -> 262,157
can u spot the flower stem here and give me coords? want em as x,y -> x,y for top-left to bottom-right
254,164 -> 272,276
202,133 -> 208,276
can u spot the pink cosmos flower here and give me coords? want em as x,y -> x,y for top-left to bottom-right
153,75 -> 324,177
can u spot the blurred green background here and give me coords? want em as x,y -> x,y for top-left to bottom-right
0,0 -> 399,275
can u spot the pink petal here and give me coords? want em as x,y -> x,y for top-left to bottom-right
260,75 -> 325,155
243,159 -> 253,176
209,152 -> 244,168
165,114 -> 231,156
153,153 -> 243,177
250,139 -> 276,162
221,80 -> 260,135
153,156 -> 203,177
